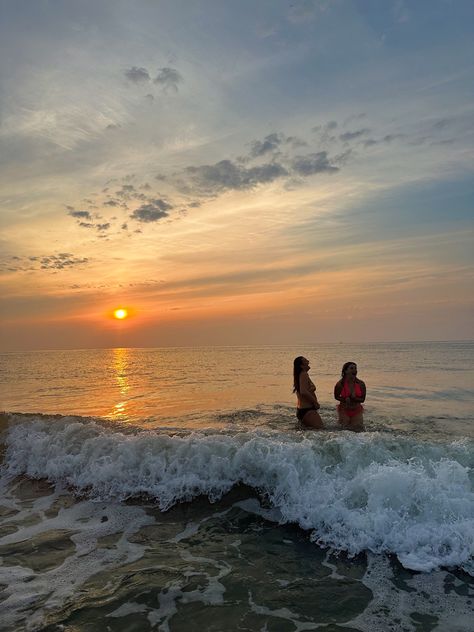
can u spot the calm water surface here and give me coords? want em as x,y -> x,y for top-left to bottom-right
1,342 -> 473,435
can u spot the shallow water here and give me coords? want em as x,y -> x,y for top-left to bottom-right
1,342 -> 473,434
0,343 -> 473,631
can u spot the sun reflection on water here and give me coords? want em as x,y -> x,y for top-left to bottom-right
110,348 -> 130,420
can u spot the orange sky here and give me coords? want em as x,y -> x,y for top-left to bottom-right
1,1 -> 473,350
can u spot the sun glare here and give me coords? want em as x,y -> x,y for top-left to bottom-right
114,308 -> 128,320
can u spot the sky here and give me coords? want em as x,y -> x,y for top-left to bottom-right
0,0 -> 473,350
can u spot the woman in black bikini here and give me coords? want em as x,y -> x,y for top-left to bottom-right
293,356 -> 324,429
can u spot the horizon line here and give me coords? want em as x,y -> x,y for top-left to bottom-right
1,339 -> 473,353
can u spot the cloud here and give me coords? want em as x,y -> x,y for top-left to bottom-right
177,129 -> 348,196
363,134 -> 404,147
333,149 -> 353,166
288,0 -> 331,24
312,121 -> 339,145
343,113 -> 367,126
285,136 -> 308,148
154,67 -> 183,92
383,134 -> 404,143
67,209 -> 92,219
112,184 -> 147,202
432,118 -> 450,131
130,199 -> 172,222
38,253 -> 89,270
249,133 -> 284,157
115,184 -> 136,199
96,223 -> 111,231
184,159 -> 288,194
339,128 -> 370,142
291,151 -> 338,176
124,66 -> 151,83
313,120 -> 337,133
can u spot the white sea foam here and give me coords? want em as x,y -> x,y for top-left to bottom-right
0,482 -> 154,631
2,414 -> 474,574
248,591 -> 322,631
347,553 -> 474,632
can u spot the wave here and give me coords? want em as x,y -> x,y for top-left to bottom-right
1,413 -> 473,575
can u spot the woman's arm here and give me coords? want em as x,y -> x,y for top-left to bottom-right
351,380 -> 366,403
334,380 -> 344,402
300,373 -> 320,408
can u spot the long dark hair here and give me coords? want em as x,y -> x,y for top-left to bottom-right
293,356 -> 304,393
341,361 -> 357,378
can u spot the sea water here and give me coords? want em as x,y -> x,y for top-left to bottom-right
0,343 -> 473,631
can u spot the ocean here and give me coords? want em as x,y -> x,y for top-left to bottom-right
0,342 -> 473,631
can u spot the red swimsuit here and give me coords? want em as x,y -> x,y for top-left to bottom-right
338,381 -> 364,418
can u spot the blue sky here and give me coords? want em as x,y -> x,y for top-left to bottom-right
0,0 -> 473,349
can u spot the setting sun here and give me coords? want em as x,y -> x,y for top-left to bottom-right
113,308 -> 128,320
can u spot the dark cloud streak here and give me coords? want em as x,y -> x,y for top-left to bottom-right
124,66 -> 150,83
184,159 -> 288,194
68,209 -> 92,219
249,133 -> 284,157
130,198 -> 172,223
291,152 -> 338,176
154,67 -> 183,92
339,128 -> 370,142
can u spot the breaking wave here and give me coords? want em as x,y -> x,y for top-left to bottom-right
2,413 -> 473,575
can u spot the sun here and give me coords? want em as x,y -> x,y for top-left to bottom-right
113,308 -> 128,320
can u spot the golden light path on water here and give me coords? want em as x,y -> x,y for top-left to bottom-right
111,348 -> 130,421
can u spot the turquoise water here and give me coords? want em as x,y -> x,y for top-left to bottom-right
0,343 -> 473,631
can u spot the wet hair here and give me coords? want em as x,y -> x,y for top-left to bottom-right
341,361 -> 357,378
293,356 -> 305,393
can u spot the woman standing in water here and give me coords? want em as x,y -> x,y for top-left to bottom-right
293,356 -> 324,429
334,361 -> 366,431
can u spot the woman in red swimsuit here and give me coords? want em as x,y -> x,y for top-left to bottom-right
334,361 -> 366,431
